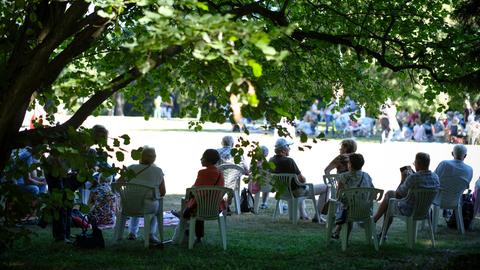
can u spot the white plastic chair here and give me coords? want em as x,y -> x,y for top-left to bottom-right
380,188 -> 438,248
323,174 -> 340,200
271,173 -> 320,224
112,183 -> 163,248
432,180 -> 468,234
218,164 -> 246,215
176,186 -> 232,250
326,187 -> 383,251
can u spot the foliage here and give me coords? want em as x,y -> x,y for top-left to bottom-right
1,0 -> 479,254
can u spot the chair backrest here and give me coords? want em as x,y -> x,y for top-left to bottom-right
340,187 -> 383,221
439,179 -> 467,209
187,186 -> 232,219
270,173 -> 299,200
112,183 -> 161,216
323,174 -> 340,199
218,163 -> 245,191
406,188 -> 439,220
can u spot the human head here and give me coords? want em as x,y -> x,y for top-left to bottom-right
452,144 -> 467,160
201,149 -> 220,166
348,153 -> 365,171
274,138 -> 293,156
92,125 -> 109,144
414,152 -> 430,171
260,145 -> 269,158
140,146 -> 156,165
97,173 -> 113,185
221,136 -> 234,148
340,139 -> 357,154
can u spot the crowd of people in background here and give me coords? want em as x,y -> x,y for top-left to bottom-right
296,97 -> 480,145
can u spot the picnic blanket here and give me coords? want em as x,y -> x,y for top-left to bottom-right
120,211 -> 180,229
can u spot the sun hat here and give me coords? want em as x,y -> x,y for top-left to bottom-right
275,138 -> 293,150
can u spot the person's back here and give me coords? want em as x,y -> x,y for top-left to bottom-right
434,145 -> 473,198
396,153 -> 439,216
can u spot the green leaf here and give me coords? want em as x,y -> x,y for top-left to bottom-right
116,151 -> 125,162
247,59 -> 262,77
196,2 -> 209,11
131,148 -> 143,160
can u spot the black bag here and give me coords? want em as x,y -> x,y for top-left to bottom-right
445,190 -> 474,231
240,188 -> 254,213
74,216 -> 105,249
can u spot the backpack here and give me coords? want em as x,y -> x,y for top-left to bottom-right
240,188 -> 254,213
445,190 -> 474,231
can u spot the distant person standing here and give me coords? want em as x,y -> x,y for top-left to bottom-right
154,96 -> 162,118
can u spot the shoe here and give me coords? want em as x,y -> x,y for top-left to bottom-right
376,232 -> 387,242
149,234 -> 161,244
194,238 -> 202,245
312,216 -> 326,224
331,232 -> 339,240
259,203 -> 269,209
127,233 -> 136,240
151,242 -> 164,249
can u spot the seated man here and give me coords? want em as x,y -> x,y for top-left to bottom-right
434,144 -> 473,193
120,146 -> 166,244
269,138 -> 328,222
374,152 -> 439,238
434,144 -> 473,215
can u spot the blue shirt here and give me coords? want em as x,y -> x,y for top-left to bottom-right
14,148 -> 36,185
396,170 -> 440,215
434,159 -> 473,187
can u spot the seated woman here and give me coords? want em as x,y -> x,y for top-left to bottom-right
88,173 -> 116,228
331,153 -> 374,239
248,145 -> 271,209
324,139 -> 357,175
183,149 -> 225,244
119,147 -> 166,244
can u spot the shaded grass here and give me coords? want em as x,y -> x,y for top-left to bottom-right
2,195 -> 479,270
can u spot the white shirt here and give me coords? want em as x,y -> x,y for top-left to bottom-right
127,164 -> 164,190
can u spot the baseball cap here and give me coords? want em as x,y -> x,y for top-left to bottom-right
275,138 -> 293,150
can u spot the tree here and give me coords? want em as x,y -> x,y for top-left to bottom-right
0,0 -> 478,250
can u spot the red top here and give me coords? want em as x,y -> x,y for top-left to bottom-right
194,165 -> 225,187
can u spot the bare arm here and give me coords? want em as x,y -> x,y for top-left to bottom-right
159,180 -> 166,197
324,157 -> 338,175
298,174 -> 306,183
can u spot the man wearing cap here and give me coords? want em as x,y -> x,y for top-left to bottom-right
269,138 -> 328,222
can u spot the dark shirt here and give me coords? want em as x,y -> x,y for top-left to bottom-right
269,155 -> 303,190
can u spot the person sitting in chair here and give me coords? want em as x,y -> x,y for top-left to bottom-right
269,138 -> 328,222
373,152 -> 439,239
331,153 -> 374,239
184,149 -> 225,244
120,146 -> 166,244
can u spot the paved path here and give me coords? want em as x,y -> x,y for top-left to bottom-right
79,116 -> 480,195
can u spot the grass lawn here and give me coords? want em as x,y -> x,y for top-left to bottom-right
2,195 -> 480,270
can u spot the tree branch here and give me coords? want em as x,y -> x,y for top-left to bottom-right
12,45 -> 183,149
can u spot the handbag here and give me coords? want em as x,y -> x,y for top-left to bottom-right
73,216 -> 105,249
